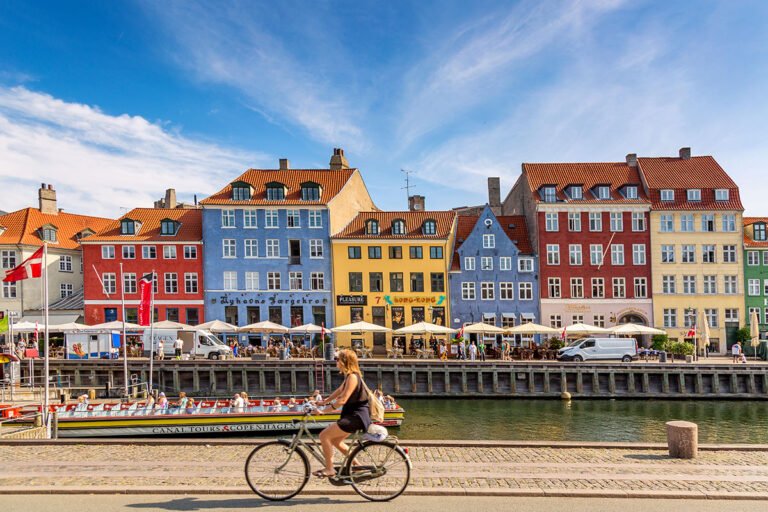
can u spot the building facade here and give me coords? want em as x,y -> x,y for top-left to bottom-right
505,161 -> 653,331
200,150 -> 375,336
449,205 -> 539,334
82,208 -> 204,325
742,218 -> 767,342
331,210 -> 456,354
638,149 -> 744,354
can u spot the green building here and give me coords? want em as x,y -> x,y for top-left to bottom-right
743,217 -> 768,356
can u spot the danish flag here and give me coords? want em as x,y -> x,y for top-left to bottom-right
686,326 -> 697,338
3,246 -> 44,282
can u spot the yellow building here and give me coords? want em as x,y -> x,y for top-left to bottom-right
637,149 -> 744,354
331,210 -> 457,355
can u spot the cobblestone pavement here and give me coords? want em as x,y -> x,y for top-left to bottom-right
2,443 -> 768,498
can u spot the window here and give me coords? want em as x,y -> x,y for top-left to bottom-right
548,278 -> 561,298
632,244 -> 646,265
631,212 -> 646,231
310,240 -> 324,258
390,272 -> 404,292
245,272 -> 259,291
725,309 -> 739,323
286,210 -> 300,228
349,272 -> 363,292
542,186 -> 556,202
482,234 -> 496,248
569,244 -> 582,265
592,278 -> 605,298
702,244 -> 716,263
464,257 -> 475,270
120,219 -> 135,235
705,309 -> 719,328
184,273 -> 198,294
310,272 -> 325,290
266,239 -> 279,258
590,244 -> 603,266
481,256 -> 493,270
755,223 -> 767,241
369,272 -> 383,292
266,184 -> 285,200
480,282 -> 494,300
661,245 -> 675,263
222,239 -> 236,258
301,184 -> 321,201
122,273 -> 136,294
593,315 -> 605,328
519,282 -> 533,300
663,309 -> 677,328
546,244 -> 560,265
764,278 -> 768,295
518,258 -> 533,272
570,278 -> 584,298
634,277 -> 647,298
684,309 -> 698,328
701,214 -> 715,232
550,315 -> 562,328
662,275 -> 676,294
499,282 -> 514,300
430,246 -> 444,259
683,275 -> 697,294
223,271 -> 237,291
163,245 -> 177,259
568,213 -> 581,232
164,273 -> 178,294
722,214 -> 736,232
703,275 -> 717,294
59,255 -> 72,272
240,239 -> 257,258
747,251 -> 760,266
389,246 -> 402,259
267,272 -> 281,290
102,273 -> 116,294
764,252 -> 768,266
680,214 -> 694,232
232,184 -> 251,200
752,307 -> 762,325
462,282 -> 476,300
612,278 -> 626,298
119,246 -> 134,260
748,279 -> 760,296
60,283 -> 73,299
289,272 -> 303,290
0,250 -> 16,269
545,213 -> 559,232
410,272 -> 424,292
409,246 -> 423,259
422,220 -> 437,235
687,189 -> 701,201
102,246 -> 115,259
501,314 -> 515,329
660,214 -> 674,232
499,256 -> 512,270
682,245 -> 696,263
348,246 -> 361,259
589,212 -> 602,231
609,212 -> 623,232
41,227 -> 57,242
660,189 -> 674,201
625,186 -> 638,199
389,219 -> 405,235
142,246 -> 156,259
265,210 -> 279,228
724,275 -> 738,294
221,209 -> 235,228
723,245 -> 736,263
569,186 -> 582,199
160,220 -> 177,236
715,189 -> 729,201
431,273 -> 445,293
308,210 -> 322,228
596,186 -> 610,199
611,244 -> 624,265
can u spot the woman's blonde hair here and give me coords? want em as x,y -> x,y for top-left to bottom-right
336,348 -> 361,376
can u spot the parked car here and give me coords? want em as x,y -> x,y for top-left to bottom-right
557,337 -> 637,362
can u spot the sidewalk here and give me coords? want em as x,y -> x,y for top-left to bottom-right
2,441 -> 768,499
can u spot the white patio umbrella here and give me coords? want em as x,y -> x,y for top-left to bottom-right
750,309 -> 760,361
239,320 -> 289,333
47,322 -> 90,332
609,323 -> 666,336
394,321 -> 456,335
89,320 -> 144,330
151,320 -> 194,330
460,322 -> 506,334
288,323 -> 325,334
331,321 -> 391,333
10,321 -> 44,332
195,320 -> 238,333
505,323 -> 560,335
563,323 -> 610,335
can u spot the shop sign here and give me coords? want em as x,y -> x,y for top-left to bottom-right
336,295 -> 367,306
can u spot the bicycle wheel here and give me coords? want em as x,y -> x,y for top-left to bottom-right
244,440 -> 309,501
346,441 -> 410,501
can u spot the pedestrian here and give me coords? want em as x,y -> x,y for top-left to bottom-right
478,340 -> 486,361
156,339 -> 165,360
732,341 -> 742,363
439,341 -> 447,361
469,341 -> 477,361
174,337 -> 183,360
458,339 -> 466,360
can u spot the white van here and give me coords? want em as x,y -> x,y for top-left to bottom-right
557,337 -> 637,362
142,329 -> 232,360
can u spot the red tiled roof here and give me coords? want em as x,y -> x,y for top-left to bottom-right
200,169 -> 357,206
743,217 -> 768,248
82,208 -> 202,242
522,162 -> 649,203
0,208 -> 112,250
332,211 -> 456,239
450,215 -> 533,270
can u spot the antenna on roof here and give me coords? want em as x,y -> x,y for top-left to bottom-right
401,169 -> 416,207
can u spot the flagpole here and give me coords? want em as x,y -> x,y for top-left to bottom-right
120,262 -> 128,396
43,243 -> 50,429
148,271 -> 155,394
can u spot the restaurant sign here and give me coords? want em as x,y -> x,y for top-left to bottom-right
336,295 -> 367,306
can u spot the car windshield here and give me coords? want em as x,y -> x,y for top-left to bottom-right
567,339 -> 584,347
202,334 -> 224,346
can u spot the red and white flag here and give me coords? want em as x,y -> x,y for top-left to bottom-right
138,272 -> 155,326
456,325 -> 464,339
3,246 -> 44,282
686,326 -> 697,338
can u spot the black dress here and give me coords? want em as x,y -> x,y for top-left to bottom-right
337,374 -> 371,434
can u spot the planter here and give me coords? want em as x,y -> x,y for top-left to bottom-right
685,355 -> 693,363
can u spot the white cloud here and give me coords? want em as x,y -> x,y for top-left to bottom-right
0,86 -> 266,218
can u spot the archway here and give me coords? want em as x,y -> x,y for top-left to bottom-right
618,312 -> 647,325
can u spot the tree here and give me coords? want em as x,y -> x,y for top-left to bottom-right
652,334 -> 668,351
735,327 -> 752,344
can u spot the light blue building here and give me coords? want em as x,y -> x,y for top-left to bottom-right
448,205 -> 539,342
200,150 -> 375,343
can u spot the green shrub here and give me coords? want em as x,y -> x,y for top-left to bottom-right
666,341 -> 695,356
651,334 -> 668,351
735,327 -> 751,344
548,337 -> 564,350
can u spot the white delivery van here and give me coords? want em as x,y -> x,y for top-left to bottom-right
557,337 -> 637,362
142,329 -> 232,360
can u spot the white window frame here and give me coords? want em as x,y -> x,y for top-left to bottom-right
662,275 -> 676,294
121,246 -> 135,260
310,272 -> 325,290
102,246 -> 115,259
611,244 -> 624,265
588,212 -> 602,232
499,282 -> 514,300
480,256 -> 493,270
687,189 -> 701,201
308,210 -> 323,228
660,189 -> 674,201
568,212 -> 581,232
221,209 -> 236,228
661,245 -> 675,263
703,275 -> 717,295
683,275 -> 697,295
631,212 -> 646,232
546,244 -> 560,265
265,210 -> 279,228
680,214 -> 694,232
267,272 -> 281,290
286,209 -> 300,228
548,278 -> 561,298
223,271 -> 237,291
723,275 -> 738,294
632,244 -> 646,265
482,234 -> 496,248
569,244 -> 582,265
461,282 -> 476,300
518,258 -> 533,272
164,272 -> 178,294
59,255 -> 73,272
518,282 -> 533,300
499,256 -> 512,271
715,189 -> 729,201
570,278 -> 584,299
480,282 -> 495,300
590,244 -> 603,266
244,239 -> 258,258
634,277 -> 647,298
245,272 -> 259,291
660,214 -> 674,232
591,278 -> 605,298
142,246 -> 156,259
266,239 -> 280,258
609,212 -> 623,232
222,239 -> 236,258
464,257 -> 475,271
163,245 -> 177,259
243,210 -> 258,228
545,213 -> 559,232
612,277 -> 626,298
184,273 -> 198,294
309,239 -> 324,259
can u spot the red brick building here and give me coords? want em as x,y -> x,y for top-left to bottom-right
505,161 -> 653,329
81,208 -> 204,325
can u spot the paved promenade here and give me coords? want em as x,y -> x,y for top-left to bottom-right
2,441 -> 768,499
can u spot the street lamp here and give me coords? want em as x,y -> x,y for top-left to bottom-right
684,307 -> 698,361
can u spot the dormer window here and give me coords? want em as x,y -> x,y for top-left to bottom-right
391,219 -> 406,235
300,182 -> 321,201
422,219 -> 437,235
265,182 -> 286,201
624,186 -> 638,199
231,182 -> 251,201
365,220 -> 380,236
687,189 -> 701,201
541,186 -> 556,203
596,186 -> 610,200
755,223 -> 766,241
660,189 -> 674,201
75,228 -> 95,240
160,219 -> 178,236
40,225 -> 57,242
568,186 -> 582,200
715,189 -> 729,201
120,219 -> 136,235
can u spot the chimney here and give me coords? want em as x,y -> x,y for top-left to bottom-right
164,188 -> 177,209
38,183 -> 58,215
279,158 -> 290,170
408,195 -> 425,211
487,177 -> 501,208
679,147 -> 691,159
625,153 -> 637,167
329,148 -> 349,170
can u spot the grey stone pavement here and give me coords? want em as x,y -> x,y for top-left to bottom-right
2,442 -> 768,499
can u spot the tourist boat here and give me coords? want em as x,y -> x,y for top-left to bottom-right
14,399 -> 405,438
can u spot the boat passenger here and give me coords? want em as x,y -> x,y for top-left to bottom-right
270,397 -> 283,413
74,394 -> 89,415
144,394 -> 155,413
156,392 -> 169,413
230,393 -> 245,413
383,395 -> 396,409
311,389 -> 323,403
287,397 -> 299,412
240,391 -> 250,412
185,398 -> 197,415
177,392 -> 188,410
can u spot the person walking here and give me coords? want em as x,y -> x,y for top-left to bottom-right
478,340 -> 486,361
732,341 -> 742,363
458,339 -> 466,360
468,341 -> 477,361
156,339 -> 165,360
173,337 -> 183,360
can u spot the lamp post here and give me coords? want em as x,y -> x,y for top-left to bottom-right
685,307 -> 697,361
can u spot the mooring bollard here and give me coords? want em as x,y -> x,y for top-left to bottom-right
666,420 -> 698,459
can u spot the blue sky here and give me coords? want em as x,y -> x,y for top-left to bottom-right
1,0 -> 768,217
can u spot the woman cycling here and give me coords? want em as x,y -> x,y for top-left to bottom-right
313,348 -> 370,478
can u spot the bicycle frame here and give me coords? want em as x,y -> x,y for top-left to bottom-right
281,413 -> 360,480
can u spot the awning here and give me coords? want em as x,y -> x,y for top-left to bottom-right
521,313 -> 536,320
19,313 -> 81,324
501,313 -> 516,318
483,313 -> 496,319
0,353 -> 20,363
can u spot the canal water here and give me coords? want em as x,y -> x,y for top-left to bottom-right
395,399 -> 768,444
